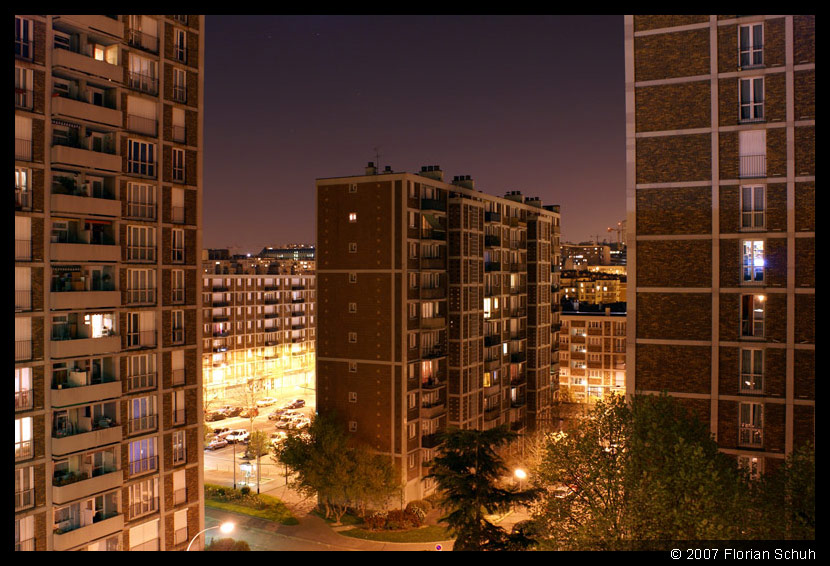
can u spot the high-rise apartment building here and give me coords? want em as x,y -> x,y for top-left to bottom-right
558,308 -> 626,403
316,164 -> 561,502
15,15 -> 205,551
201,272 -> 316,401
625,15 -> 814,475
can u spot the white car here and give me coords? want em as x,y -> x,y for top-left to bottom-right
256,397 -> 277,407
206,437 -> 229,450
225,429 -> 250,443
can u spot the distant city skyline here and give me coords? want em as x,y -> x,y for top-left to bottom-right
203,15 -> 625,252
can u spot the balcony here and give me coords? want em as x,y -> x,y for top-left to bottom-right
485,235 -> 501,247
420,257 -> 445,270
484,211 -> 501,223
421,198 -> 446,212
127,330 -> 157,349
51,191 -> 120,217
52,96 -> 121,129
420,228 -> 446,241
54,15 -> 123,39
420,287 -> 445,300
52,378 -> 120,408
53,512 -> 123,552
127,28 -> 159,53
420,401 -> 446,420
15,389 -> 33,412
484,358 -> 501,372
51,239 -> 120,263
126,372 -> 157,392
52,47 -> 123,83
421,432 -> 444,449
129,497 -> 159,521
52,423 -> 121,457
51,334 -> 120,359
421,346 -> 447,360
421,377 -> 446,390
52,289 -> 120,310
15,440 -> 33,462
510,352 -> 527,364
128,455 -> 159,477
484,335 -> 501,348
126,201 -> 157,220
420,316 -> 446,329
485,262 -> 501,273
15,138 -> 32,161
126,113 -> 158,136
52,466 -> 121,505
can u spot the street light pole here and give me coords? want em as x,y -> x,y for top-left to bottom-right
185,522 -> 234,551
233,439 -> 237,489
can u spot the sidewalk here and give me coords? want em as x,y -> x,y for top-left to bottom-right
204,464 -> 454,551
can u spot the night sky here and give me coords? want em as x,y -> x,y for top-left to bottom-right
203,15 -> 626,253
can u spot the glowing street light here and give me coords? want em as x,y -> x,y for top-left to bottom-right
186,521 -> 235,551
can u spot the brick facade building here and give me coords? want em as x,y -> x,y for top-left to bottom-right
15,15 -> 204,551
625,15 -> 815,474
316,164 -> 561,502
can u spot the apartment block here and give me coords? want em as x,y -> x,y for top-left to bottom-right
558,309 -> 626,403
201,273 -> 316,401
560,270 -> 627,305
14,15 -> 204,551
316,164 -> 561,502
625,15 -> 815,475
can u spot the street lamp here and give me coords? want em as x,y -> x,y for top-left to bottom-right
186,521 -> 234,551
514,468 -> 527,490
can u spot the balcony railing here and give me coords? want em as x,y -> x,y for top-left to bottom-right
129,414 -> 158,434
127,288 -> 156,305
172,288 -> 185,304
15,440 -> 33,461
127,71 -> 159,95
129,497 -> 158,520
485,211 -> 501,222
127,330 -> 157,348
127,29 -> 159,53
127,245 -> 156,262
126,201 -> 157,220
15,389 -> 33,411
15,188 -> 32,211
172,206 -> 185,223
14,488 -> 35,511
128,455 -> 158,476
15,340 -> 32,362
172,125 -> 186,143
15,138 -> 32,161
15,88 -> 33,110
14,538 -> 35,552
172,409 -> 185,425
15,289 -> 31,312
739,425 -> 763,448
740,374 -> 764,395
421,198 -> 446,212
126,114 -> 158,136
173,85 -> 187,103
171,368 -> 185,386
739,154 -> 767,178
172,328 -> 185,344
126,372 -> 157,392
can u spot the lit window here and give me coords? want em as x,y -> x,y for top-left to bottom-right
348,302 -> 357,313
348,332 -> 357,343
742,240 -> 765,283
741,294 -> 765,338
349,392 -> 357,403
348,212 -> 357,223
740,348 -> 764,394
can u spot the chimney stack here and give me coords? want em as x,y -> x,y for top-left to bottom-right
365,161 -> 377,175
419,165 -> 443,182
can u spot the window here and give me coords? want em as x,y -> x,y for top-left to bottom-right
171,350 -> 185,385
737,455 -> 763,478
349,361 -> 357,373
741,240 -> 765,283
15,17 -> 33,60
15,367 -> 32,411
739,23 -> 763,68
348,242 -> 357,253
348,421 -> 357,432
127,311 -> 156,348
408,393 -> 416,409
128,268 -> 156,304
348,392 -> 357,403
172,390 -> 185,425
348,212 -> 357,223
408,453 -> 416,469
348,332 -> 357,343
15,115 -> 32,161
173,468 -> 186,502
349,273 -> 357,284
174,29 -> 187,62
739,130 -> 766,178
15,417 -> 33,461
129,518 -> 159,551
173,68 -> 186,103
739,77 -> 764,122
129,395 -> 157,434
15,66 -> 32,109
741,186 -> 765,229
127,139 -> 157,177
172,228 -> 185,263
741,294 -> 765,338
172,269 -> 185,303
129,477 -> 158,518
172,107 -> 186,142
740,348 -> 764,394
172,310 -> 184,343
172,148 -> 185,183
127,353 -> 156,391
127,95 -> 157,135
128,53 -> 158,95
348,184 -> 357,193
408,423 -> 416,439
128,438 -> 157,476
15,466 -> 34,511
739,402 -> 763,447
15,167 -> 30,210
128,183 -> 156,219
348,302 -> 357,313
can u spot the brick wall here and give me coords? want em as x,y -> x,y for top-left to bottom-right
794,349 -> 815,400
636,134 -> 712,184
635,81 -> 710,132
794,126 -> 815,176
634,15 -> 709,32
636,293 -> 711,340
637,239 -> 711,287
634,28 -> 710,81
793,15 -> 815,65
794,294 -> 814,344
794,238 -> 815,288
636,187 -> 712,234
636,344 -> 711,393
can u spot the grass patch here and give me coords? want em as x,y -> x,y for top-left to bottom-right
338,524 -> 452,543
204,484 -> 299,525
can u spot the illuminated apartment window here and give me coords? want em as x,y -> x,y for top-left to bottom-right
349,361 -> 357,372
741,294 -> 765,338
348,243 -> 357,253
739,402 -> 763,448
348,332 -> 357,343
742,240 -> 765,283
348,392 -> 357,403
348,302 -> 357,313
348,212 -> 357,223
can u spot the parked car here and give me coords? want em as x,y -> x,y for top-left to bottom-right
206,412 -> 225,422
239,407 -> 258,418
206,437 -> 229,450
256,397 -> 277,407
288,399 -> 306,409
212,426 -> 231,435
267,409 -> 285,421
225,429 -> 250,443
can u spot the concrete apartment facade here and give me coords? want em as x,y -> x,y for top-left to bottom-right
558,310 -> 626,403
14,15 -> 205,551
625,15 -> 815,474
201,272 -> 316,402
316,164 -> 561,502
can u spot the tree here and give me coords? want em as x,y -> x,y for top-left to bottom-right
276,412 -> 397,523
426,426 -> 540,551
205,537 -> 250,551
532,394 -> 753,549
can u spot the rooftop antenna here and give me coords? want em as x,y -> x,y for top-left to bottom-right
373,146 -> 381,170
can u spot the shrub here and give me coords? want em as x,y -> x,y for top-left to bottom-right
240,486 -> 251,496
405,503 -> 427,524
363,512 -> 387,531
205,537 -> 250,551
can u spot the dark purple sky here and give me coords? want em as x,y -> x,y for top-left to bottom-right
204,15 -> 625,253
